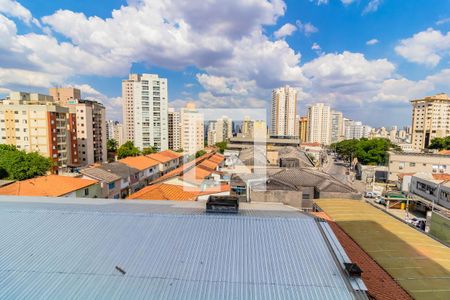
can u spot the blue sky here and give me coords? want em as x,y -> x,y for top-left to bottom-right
0,0 -> 450,127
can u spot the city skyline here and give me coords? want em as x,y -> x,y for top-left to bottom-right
0,0 -> 449,127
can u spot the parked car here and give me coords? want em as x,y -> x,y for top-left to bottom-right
375,197 -> 386,205
365,191 -> 382,198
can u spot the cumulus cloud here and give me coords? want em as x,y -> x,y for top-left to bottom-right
436,17 -> 450,25
274,23 -> 297,39
366,38 -> 379,45
296,20 -> 318,36
0,0 -> 39,26
395,28 -> 450,67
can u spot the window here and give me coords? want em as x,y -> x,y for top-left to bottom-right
84,188 -> 89,196
409,162 -> 415,167
398,162 -> 405,170
108,182 -> 116,190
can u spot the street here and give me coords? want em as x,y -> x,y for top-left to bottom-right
322,154 -> 366,193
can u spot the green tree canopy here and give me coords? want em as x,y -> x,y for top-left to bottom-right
117,141 -> 141,159
0,145 -> 52,180
142,146 -> 157,155
215,141 -> 227,154
107,139 -> 119,152
428,137 -> 450,150
331,138 -> 401,166
195,150 -> 207,158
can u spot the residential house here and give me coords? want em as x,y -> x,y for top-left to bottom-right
119,156 -> 160,185
0,175 -> 101,198
80,167 -> 122,199
410,173 -> 450,210
147,150 -> 183,175
93,162 -> 141,197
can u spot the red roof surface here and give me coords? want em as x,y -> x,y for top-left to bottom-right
127,183 -> 230,200
158,150 -> 183,159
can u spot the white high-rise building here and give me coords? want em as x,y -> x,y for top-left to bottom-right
106,120 -> 125,146
331,111 -> 344,143
168,108 -> 181,151
122,74 -> 168,151
307,103 -> 331,145
270,86 -> 297,137
180,103 -> 204,155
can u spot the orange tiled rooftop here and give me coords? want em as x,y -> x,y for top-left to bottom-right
0,175 -> 98,197
119,156 -> 160,171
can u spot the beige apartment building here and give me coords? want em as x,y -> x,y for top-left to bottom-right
298,116 -> 308,143
240,117 -> 267,139
106,120 -> 125,146
0,92 -> 78,170
168,108 -> 181,151
307,103 -> 331,145
411,93 -> 450,150
387,151 -> 450,181
180,103 -> 204,155
49,88 -> 107,165
270,85 -> 297,137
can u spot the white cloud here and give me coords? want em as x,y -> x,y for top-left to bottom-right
395,28 -> 450,67
362,0 -> 383,15
311,42 -> 323,56
296,20 -> 318,36
436,17 -> 450,25
0,67 -> 63,88
341,0 -> 356,4
310,0 -> 328,5
0,0 -> 39,26
366,38 -> 379,45
274,23 -> 297,39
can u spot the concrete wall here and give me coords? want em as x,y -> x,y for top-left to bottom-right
429,212 -> 450,244
250,190 -> 306,209
388,152 -> 450,181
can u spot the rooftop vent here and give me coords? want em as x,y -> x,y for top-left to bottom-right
344,262 -> 363,277
206,196 -> 239,213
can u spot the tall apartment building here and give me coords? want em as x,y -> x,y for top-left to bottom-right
49,87 -> 81,107
344,120 -> 372,140
270,85 -> 297,137
411,93 -> 450,150
331,111 -> 344,143
180,103 -> 204,155
168,108 -> 181,151
298,116 -> 308,143
240,117 -> 267,139
49,88 -> 107,165
106,120 -> 125,146
207,116 -> 232,146
0,92 -> 78,170
307,103 -> 331,145
122,74 -> 168,151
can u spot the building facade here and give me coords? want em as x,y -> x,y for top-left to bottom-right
168,108 -> 181,151
122,74 -> 168,151
270,86 -> 297,137
49,88 -> 107,166
411,93 -> 450,150
331,111 -> 344,143
307,103 -> 331,145
387,152 -> 450,181
0,92 -> 77,170
106,120 -> 125,146
298,116 -> 308,143
180,103 -> 204,155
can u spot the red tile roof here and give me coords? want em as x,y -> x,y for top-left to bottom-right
0,175 -> 98,197
208,154 -> 224,164
438,150 -> 450,155
158,150 -> 183,159
118,156 -> 159,171
127,182 -> 230,200
310,212 -> 412,300
431,173 -> 450,181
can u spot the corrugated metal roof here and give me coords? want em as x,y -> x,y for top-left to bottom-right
0,197 -> 359,299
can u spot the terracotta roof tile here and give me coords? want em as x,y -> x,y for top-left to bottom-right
438,150 -> 450,155
208,154 -> 224,164
118,156 -> 159,171
158,150 -> 183,159
127,183 -> 198,201
0,175 -> 98,197
431,173 -> 450,181
147,153 -> 174,163
198,159 -> 218,170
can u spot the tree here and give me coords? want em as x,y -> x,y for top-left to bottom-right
107,139 -> 119,152
117,141 -> 141,159
175,148 -> 184,153
195,150 -> 207,158
142,146 -> 157,155
332,138 -> 400,166
428,136 -> 450,150
215,141 -> 227,154
0,145 -> 52,180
